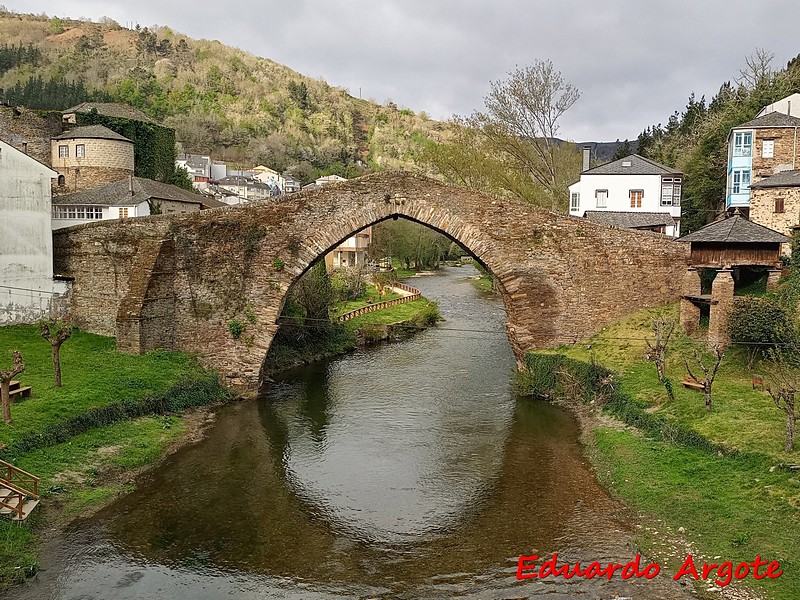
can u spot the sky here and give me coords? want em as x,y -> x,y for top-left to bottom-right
8,0 -> 800,141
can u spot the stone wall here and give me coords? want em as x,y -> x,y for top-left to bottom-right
752,127 -> 799,181
54,171 -> 690,387
751,186 -> 800,254
0,106 -> 61,165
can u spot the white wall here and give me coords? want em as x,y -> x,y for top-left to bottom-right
0,139 -> 68,323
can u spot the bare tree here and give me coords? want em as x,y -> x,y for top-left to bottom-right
40,321 -> 73,388
736,48 -> 775,89
645,319 -> 676,400
0,351 -> 25,424
684,346 -> 724,411
763,350 -> 800,452
471,60 -> 582,211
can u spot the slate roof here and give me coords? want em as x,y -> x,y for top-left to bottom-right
584,211 -> 674,229
736,112 -> 800,129
677,214 -> 789,243
750,169 -> 800,188
62,102 -> 155,124
53,125 -> 132,143
581,154 -> 681,176
52,177 -> 204,207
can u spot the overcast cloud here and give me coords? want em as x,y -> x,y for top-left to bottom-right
8,0 -> 800,141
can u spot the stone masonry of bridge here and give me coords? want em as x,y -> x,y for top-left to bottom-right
53,171 -> 689,387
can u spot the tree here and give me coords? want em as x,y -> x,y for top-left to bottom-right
471,60 -> 582,211
763,350 -> 799,452
40,321 -> 73,388
611,139 -> 632,161
736,48 -> 775,90
684,346 -> 724,411
0,351 -> 24,424
645,319 -> 676,400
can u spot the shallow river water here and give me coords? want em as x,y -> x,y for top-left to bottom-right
10,266 -> 695,599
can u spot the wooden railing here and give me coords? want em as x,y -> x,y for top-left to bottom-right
337,284 -> 421,322
0,460 -> 39,521
0,459 -> 38,498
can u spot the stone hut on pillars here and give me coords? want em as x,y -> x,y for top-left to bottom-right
677,213 -> 788,350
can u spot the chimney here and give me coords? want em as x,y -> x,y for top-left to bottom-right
21,142 -> 27,155
788,100 -> 792,117
582,146 -> 591,172
129,174 -> 134,196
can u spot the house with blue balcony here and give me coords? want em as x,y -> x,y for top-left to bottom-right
725,108 -> 800,212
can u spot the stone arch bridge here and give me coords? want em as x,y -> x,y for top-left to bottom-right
53,171 -> 688,387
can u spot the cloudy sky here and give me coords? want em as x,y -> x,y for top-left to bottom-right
8,0 -> 800,141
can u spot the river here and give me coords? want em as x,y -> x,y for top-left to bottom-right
10,265 -> 694,599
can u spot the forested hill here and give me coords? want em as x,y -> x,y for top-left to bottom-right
634,52 -> 800,232
0,11 -> 445,181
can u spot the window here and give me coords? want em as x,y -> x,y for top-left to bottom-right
58,145 -> 69,158
570,192 -> 580,211
733,131 -> 752,157
732,169 -> 751,194
595,189 -> 608,208
629,190 -> 643,208
57,174 -> 65,187
76,144 -> 85,158
661,178 -> 682,206
775,197 -> 785,213
762,139 -> 775,159
118,207 -> 129,219
53,205 -> 103,219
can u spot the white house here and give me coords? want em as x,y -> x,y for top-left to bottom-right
252,165 -> 286,193
0,139 -> 69,324
51,176 -> 210,229
568,152 -> 683,237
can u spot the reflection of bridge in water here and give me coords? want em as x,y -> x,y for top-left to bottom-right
53,171 -> 688,386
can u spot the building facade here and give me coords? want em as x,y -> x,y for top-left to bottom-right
568,153 -> 682,237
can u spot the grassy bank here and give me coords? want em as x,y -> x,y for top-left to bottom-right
519,304 -> 799,599
263,297 -> 441,374
0,325 -> 227,590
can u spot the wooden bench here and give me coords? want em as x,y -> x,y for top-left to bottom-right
681,377 -> 706,391
8,381 -> 31,402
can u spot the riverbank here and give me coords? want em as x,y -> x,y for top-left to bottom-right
263,287 -> 441,375
0,325 -> 229,591
518,304 -> 797,600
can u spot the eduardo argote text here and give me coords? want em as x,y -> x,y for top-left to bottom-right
517,553 -> 782,587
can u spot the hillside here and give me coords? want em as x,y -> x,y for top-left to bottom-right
0,10 -> 448,181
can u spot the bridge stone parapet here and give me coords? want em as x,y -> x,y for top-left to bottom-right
53,171 -> 689,387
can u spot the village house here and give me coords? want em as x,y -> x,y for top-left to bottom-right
0,138 -> 69,324
252,165 -> 286,192
51,176 -> 217,230
568,150 -> 682,237
725,97 -> 800,213
216,175 -> 275,202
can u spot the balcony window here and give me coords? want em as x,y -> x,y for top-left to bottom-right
733,131 -> 752,157
732,169 -> 751,194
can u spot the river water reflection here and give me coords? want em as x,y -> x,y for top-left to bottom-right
12,266 -> 694,599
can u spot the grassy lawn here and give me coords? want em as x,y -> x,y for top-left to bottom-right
0,326 -> 219,452
533,303 -> 800,599
344,298 -> 439,329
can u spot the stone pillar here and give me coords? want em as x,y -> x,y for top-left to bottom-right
708,269 -> 734,351
767,268 -> 783,292
679,268 -> 702,335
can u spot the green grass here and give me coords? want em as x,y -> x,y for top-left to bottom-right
472,275 -> 495,293
0,326 -> 216,451
594,429 -> 799,600
344,298 -> 440,329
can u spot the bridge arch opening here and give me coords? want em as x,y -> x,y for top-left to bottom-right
261,214 -> 511,384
